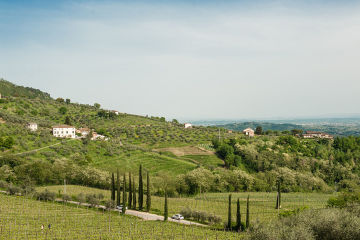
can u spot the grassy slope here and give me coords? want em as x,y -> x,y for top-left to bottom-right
0,79 -> 230,176
0,193 -> 238,240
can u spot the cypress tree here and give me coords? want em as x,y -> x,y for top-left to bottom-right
138,164 -> 143,210
122,174 -> 126,214
227,194 -> 232,230
146,172 -> 151,212
164,191 -> 168,221
275,180 -> 281,209
128,172 -> 132,209
116,169 -> 121,206
111,173 -> 115,201
236,198 -> 241,232
246,195 -> 250,229
133,178 -> 137,209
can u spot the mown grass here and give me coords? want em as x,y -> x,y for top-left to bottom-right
180,155 -> 224,168
0,193 -> 241,240
89,150 -> 198,175
11,137 -> 199,176
37,185 -> 336,225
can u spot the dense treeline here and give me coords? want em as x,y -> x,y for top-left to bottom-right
167,135 -> 360,195
0,154 -> 110,188
206,135 -> 360,193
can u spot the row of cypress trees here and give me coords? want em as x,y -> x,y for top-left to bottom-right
110,164 -> 151,213
227,194 -> 250,232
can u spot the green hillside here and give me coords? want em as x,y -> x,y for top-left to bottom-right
0,79 -> 232,189
1,79 -> 360,196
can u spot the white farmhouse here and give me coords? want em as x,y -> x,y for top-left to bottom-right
52,125 -> 76,138
27,122 -> 38,131
184,123 -> 192,129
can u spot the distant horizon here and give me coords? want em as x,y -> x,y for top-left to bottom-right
2,77 -> 360,123
182,115 -> 360,122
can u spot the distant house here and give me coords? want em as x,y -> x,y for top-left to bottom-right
27,122 -> 38,131
243,128 -> 255,137
76,128 -> 90,137
91,132 -> 109,141
111,110 -> 120,115
184,123 -> 192,129
52,125 -> 76,138
303,131 -> 333,139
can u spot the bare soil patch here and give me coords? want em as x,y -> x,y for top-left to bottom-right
154,146 -> 214,157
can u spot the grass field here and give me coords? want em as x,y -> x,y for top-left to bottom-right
0,194 -> 240,240
89,149 -> 198,175
37,185 -> 336,224
179,154 -> 224,168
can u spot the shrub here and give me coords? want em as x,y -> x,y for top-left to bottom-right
7,184 -> 21,195
0,180 -> 9,189
279,206 -> 308,218
62,194 -> 72,202
247,206 -> 360,240
86,194 -> 99,207
180,207 -> 221,224
20,184 -> 35,196
35,189 -> 56,201
105,200 -> 116,210
77,193 -> 86,204
327,192 -> 360,208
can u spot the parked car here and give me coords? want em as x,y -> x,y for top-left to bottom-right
116,205 -> 128,211
171,214 -> 184,220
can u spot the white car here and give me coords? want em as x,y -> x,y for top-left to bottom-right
116,205 -> 128,211
171,214 -> 184,220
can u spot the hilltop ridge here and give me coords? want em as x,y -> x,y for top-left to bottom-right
0,79 -> 51,99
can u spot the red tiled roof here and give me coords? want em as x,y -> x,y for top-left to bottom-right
52,125 -> 75,129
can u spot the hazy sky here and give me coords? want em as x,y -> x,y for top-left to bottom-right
1,0 -> 360,120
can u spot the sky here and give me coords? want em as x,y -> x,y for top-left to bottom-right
1,0 -> 360,121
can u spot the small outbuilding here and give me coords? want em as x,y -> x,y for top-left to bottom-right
243,128 -> 255,137
184,123 -> 192,129
76,128 -> 90,137
27,122 -> 38,131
